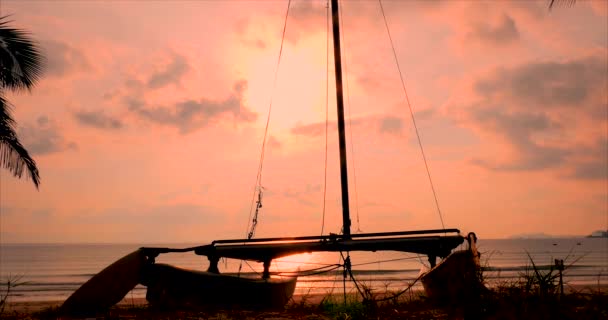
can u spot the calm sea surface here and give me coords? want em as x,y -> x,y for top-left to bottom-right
1,238 -> 606,302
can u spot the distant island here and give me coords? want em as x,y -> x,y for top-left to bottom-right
509,230 -> 608,239
588,230 -> 608,238
509,233 -> 556,239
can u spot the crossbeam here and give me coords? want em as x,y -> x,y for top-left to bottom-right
140,229 -> 464,263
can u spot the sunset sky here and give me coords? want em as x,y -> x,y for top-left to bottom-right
0,0 -> 606,243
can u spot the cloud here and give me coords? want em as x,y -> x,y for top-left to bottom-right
129,80 -> 257,133
274,184 -> 322,207
566,137 -> 608,180
73,110 -> 123,130
448,54 -> 607,179
378,115 -> 404,135
19,115 -> 78,155
234,18 -> 268,49
474,56 -> 606,111
232,1 -> 327,48
42,40 -> 91,77
80,204 -> 224,225
266,135 -> 282,150
291,114 -> 405,137
285,1 -> 326,43
465,13 -> 520,46
468,108 -> 570,170
291,121 -> 336,137
147,54 -> 190,89
1,206 -> 55,224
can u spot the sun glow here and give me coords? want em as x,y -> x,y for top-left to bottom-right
273,252 -> 320,272
241,37 -> 331,133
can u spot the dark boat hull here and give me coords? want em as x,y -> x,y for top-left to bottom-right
420,233 -> 484,305
61,249 -> 146,316
141,263 -> 297,308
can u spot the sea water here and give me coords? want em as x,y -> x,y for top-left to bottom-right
0,238 -> 606,302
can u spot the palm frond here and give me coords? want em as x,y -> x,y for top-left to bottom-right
0,15 -> 44,91
549,0 -> 577,10
0,95 -> 40,188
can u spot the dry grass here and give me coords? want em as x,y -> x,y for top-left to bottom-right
0,285 -> 605,320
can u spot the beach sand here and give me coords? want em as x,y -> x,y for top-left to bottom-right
2,292 -> 339,314
2,284 -> 607,319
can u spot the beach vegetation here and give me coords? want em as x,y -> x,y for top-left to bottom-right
0,274 -> 27,317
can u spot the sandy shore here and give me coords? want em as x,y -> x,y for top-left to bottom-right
2,292 -> 339,314
3,298 -> 145,314
3,283 -> 606,317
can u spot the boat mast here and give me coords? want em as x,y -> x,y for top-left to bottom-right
330,0 -> 351,239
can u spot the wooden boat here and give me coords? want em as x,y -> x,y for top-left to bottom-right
142,264 -> 296,309
421,232 -> 484,304
62,0 -> 479,314
137,229 -> 467,308
60,249 -> 146,316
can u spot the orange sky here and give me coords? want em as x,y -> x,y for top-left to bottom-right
0,0 -> 606,243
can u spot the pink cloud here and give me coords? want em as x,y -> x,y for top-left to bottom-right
19,115 -> 78,155
445,53 -> 607,180
290,114 -> 408,138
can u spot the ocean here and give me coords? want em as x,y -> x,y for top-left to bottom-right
1,238 -> 606,302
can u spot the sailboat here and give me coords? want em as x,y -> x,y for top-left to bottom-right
60,0 -> 480,315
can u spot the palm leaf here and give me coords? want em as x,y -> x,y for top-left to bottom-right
0,15 -> 44,91
549,0 -> 577,10
0,95 -> 40,188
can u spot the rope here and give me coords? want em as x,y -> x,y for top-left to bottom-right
343,254 -> 424,303
244,0 -> 292,238
372,274 -> 422,302
351,255 -> 420,267
240,0 -> 291,276
378,0 -> 446,230
276,264 -> 342,277
327,255 -> 344,296
341,251 -> 366,301
341,252 -> 349,302
247,189 -> 263,239
320,0 -> 329,236
277,259 -> 339,266
338,0 -> 362,233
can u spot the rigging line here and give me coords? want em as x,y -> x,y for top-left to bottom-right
243,260 -> 261,275
327,255 -> 343,296
342,258 -> 423,302
340,251 -> 349,303
372,274 -> 422,302
281,265 -> 341,277
351,256 -> 420,267
277,263 -> 341,274
321,0 -> 329,236
239,1 -> 291,276
276,264 -> 341,276
338,0 -> 362,233
244,0 -> 292,238
277,259 -> 338,266
341,251 -> 367,301
378,0 -> 446,230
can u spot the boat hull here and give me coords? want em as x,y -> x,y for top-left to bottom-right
61,249 -> 146,316
141,263 -> 297,308
420,233 -> 484,305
